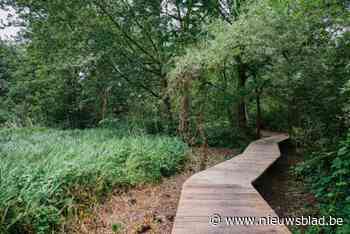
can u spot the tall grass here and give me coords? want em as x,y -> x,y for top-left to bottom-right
0,127 -> 187,234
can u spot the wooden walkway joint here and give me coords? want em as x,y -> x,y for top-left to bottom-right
172,134 -> 291,234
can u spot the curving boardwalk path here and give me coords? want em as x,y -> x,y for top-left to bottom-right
172,134 -> 291,234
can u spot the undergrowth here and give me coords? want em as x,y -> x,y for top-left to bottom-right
0,127 -> 188,234
295,133 -> 350,234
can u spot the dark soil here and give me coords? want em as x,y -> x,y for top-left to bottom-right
253,141 -> 319,233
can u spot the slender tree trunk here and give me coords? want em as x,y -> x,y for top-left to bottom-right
198,112 -> 208,171
161,78 -> 173,128
256,88 -> 261,139
100,88 -> 109,121
287,96 -> 294,135
178,77 -> 191,142
237,62 -> 248,129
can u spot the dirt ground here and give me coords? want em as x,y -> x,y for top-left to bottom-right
70,147 -> 238,234
70,141 -> 317,234
253,142 -> 319,233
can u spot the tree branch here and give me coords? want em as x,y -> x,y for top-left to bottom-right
91,0 -> 161,64
106,58 -> 161,99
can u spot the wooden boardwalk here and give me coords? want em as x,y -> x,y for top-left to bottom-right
172,134 -> 291,234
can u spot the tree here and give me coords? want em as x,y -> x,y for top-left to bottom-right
170,0 -> 350,139
3,0 -> 244,129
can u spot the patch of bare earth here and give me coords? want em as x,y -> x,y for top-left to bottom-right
70,147 -> 238,234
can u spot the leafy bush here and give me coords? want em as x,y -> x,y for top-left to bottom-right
295,132 -> 350,234
0,128 -> 187,234
205,121 -> 253,149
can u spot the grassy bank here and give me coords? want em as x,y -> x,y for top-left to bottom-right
0,128 -> 188,234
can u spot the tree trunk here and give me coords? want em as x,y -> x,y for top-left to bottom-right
237,62 -> 248,129
256,88 -> 261,139
100,88 -> 108,121
178,77 -> 191,142
287,97 -> 294,135
161,78 -> 173,128
198,112 -> 208,171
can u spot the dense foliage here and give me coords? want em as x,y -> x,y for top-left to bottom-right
296,132 -> 350,234
1,0 -> 350,233
0,127 -> 187,233
169,1 -> 350,233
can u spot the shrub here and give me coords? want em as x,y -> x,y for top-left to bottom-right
295,132 -> 350,234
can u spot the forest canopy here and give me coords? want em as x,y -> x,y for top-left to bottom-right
1,0 -> 350,233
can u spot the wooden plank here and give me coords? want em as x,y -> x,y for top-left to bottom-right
172,134 -> 291,234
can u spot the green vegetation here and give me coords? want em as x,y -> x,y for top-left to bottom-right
1,0 -> 350,233
0,127 -> 187,233
295,132 -> 350,234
